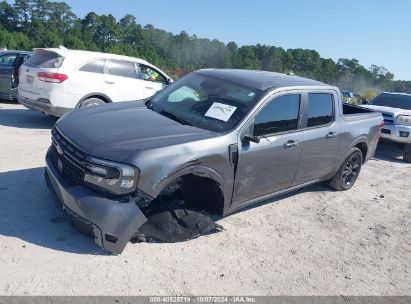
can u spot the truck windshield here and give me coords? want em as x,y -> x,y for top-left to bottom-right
371,93 -> 411,110
151,73 -> 262,132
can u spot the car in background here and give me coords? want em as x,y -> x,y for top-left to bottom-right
17,47 -> 173,117
0,50 -> 32,101
362,92 -> 411,162
341,90 -> 355,103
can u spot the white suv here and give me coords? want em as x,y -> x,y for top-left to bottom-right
18,47 -> 172,116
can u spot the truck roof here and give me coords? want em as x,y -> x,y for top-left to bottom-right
381,91 -> 411,97
196,69 -> 328,91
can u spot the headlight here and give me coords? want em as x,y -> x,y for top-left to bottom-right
396,115 -> 411,126
83,157 -> 139,195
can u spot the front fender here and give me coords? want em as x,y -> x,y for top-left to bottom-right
152,165 -> 232,211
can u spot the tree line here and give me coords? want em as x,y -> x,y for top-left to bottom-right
1,0 -> 410,95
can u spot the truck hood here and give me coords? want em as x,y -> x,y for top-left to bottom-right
362,105 -> 411,117
56,101 -> 218,162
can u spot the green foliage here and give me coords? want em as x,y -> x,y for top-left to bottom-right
354,88 -> 380,105
393,80 -> 411,93
0,0 -> 409,93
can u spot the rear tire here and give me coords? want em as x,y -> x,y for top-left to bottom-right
404,143 -> 411,163
79,97 -> 105,108
329,147 -> 363,191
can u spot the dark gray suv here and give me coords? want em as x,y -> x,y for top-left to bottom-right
0,50 -> 32,101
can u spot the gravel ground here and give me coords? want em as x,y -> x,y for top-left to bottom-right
0,102 -> 410,296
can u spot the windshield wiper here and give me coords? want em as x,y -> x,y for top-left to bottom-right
162,110 -> 192,126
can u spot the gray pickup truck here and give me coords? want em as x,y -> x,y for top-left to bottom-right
44,69 -> 383,254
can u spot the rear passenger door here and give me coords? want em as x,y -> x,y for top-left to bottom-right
292,92 -> 341,186
103,59 -> 145,102
74,58 -> 106,96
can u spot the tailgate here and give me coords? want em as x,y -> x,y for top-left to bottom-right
18,50 -> 65,99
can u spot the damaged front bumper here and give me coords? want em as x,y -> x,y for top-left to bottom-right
44,150 -> 147,254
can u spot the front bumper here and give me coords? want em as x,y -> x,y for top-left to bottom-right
44,149 -> 147,254
381,123 -> 411,144
18,94 -> 71,117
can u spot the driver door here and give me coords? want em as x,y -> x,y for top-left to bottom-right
137,64 -> 169,99
232,93 -> 304,208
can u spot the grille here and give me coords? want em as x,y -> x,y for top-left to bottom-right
51,128 -> 87,186
381,113 -> 394,124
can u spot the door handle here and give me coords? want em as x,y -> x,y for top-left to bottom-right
145,85 -> 154,89
326,131 -> 338,139
105,80 -> 115,84
283,140 -> 299,149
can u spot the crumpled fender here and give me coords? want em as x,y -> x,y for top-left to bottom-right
151,164 -> 232,209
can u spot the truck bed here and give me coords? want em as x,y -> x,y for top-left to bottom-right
342,103 -> 381,122
343,103 -> 374,115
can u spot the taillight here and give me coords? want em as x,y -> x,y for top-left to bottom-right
37,72 -> 68,83
377,120 -> 384,140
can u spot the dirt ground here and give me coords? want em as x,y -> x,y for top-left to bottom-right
0,102 -> 410,296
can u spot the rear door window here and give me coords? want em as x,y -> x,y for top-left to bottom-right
307,93 -> 334,127
79,59 -> 106,74
25,51 -> 64,68
254,94 -> 301,136
0,54 -> 17,66
106,60 -> 137,79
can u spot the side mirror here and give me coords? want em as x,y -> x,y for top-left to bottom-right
361,99 -> 369,105
166,78 -> 172,85
242,120 -> 260,143
243,135 -> 260,144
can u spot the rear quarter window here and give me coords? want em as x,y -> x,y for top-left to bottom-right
25,51 -> 64,68
79,59 -> 106,74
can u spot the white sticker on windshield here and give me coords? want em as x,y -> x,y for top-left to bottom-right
205,102 -> 237,122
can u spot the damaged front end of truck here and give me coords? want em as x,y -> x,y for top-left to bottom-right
44,126 -> 227,254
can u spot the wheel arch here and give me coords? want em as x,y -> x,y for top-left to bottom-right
76,93 -> 113,108
151,165 -> 229,216
354,141 -> 368,163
